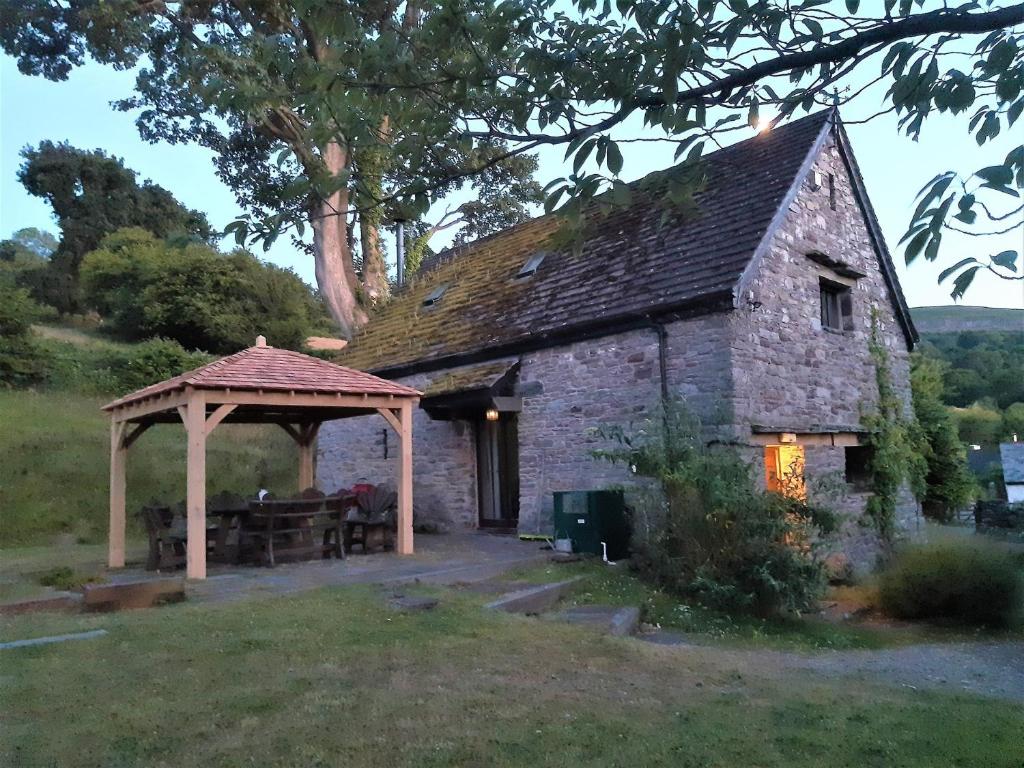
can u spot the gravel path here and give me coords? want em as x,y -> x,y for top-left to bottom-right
785,640 -> 1024,703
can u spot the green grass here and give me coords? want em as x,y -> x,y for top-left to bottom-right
0,389 -> 296,547
508,561 -> 1000,651
1,585 -> 1021,767
911,305 -> 1023,334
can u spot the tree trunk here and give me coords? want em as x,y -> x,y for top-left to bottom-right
310,141 -> 367,340
359,203 -> 390,303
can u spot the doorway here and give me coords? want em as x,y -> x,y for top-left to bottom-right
476,414 -> 520,530
764,444 -> 807,500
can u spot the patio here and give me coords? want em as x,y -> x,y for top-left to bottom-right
103,532 -> 550,606
103,336 -> 422,579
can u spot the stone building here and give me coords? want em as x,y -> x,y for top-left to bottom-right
318,110 -> 920,563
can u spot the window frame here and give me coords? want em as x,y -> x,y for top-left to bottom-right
819,278 -> 854,333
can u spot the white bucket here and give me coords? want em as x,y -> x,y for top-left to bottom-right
554,538 -> 573,553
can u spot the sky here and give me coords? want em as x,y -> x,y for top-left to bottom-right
1,54 -> 1022,311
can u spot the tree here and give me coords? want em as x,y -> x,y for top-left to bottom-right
5,3 -> 1021,312
17,142 -> 212,313
81,228 -> 328,353
0,0 -> 541,337
1003,402 -> 1024,440
0,227 -> 57,260
910,355 -> 975,522
953,403 -> 1004,447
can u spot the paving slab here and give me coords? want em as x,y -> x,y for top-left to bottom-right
485,577 -> 584,614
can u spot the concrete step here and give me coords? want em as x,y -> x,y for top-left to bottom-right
484,576 -> 584,614
552,604 -> 641,637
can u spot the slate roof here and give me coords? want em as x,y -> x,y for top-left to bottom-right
103,343 -> 420,411
1000,443 -> 1024,484
339,109 -> 911,375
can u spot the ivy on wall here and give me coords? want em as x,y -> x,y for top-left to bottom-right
862,311 -> 928,545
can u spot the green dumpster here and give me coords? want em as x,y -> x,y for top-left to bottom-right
552,490 -> 630,560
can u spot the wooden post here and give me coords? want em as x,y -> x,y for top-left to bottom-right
297,423 -> 320,490
108,420 -> 127,569
397,404 -> 414,555
184,390 -> 208,579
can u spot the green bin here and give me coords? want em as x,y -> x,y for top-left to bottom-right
552,490 -> 630,560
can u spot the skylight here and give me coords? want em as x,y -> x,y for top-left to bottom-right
516,251 -> 547,279
422,284 -> 449,307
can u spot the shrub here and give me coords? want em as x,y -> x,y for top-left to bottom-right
596,401 -> 836,617
81,228 -> 329,353
103,338 -> 212,394
0,279 -> 49,386
878,538 -> 1023,627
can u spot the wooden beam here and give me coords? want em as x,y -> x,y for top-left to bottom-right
376,407 -> 402,433
122,422 -> 152,449
397,404 -> 414,555
276,422 -> 302,443
184,392 -> 208,580
108,420 -> 127,569
204,404 -> 238,437
297,423 -> 321,490
109,391 -> 188,424
177,405 -> 189,428
204,391 -> 419,411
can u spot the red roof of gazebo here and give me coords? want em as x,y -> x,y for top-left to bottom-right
103,340 -> 420,411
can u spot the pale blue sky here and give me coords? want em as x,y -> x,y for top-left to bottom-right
1,55 -> 1021,310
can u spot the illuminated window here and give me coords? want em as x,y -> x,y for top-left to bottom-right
764,445 -> 806,500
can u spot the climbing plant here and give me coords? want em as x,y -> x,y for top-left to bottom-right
862,312 -> 928,544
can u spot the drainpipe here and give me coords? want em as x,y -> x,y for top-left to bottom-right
646,319 -> 670,407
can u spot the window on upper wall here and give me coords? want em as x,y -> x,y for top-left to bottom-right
819,278 -> 854,332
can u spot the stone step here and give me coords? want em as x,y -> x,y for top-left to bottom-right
552,604 -> 641,637
484,576 -> 584,614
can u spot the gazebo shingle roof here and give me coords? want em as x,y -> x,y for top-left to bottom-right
103,343 -> 420,411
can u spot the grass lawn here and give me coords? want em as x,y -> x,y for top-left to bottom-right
0,389 -> 295,547
2,584 -> 1021,768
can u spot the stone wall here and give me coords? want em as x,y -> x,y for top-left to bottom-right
730,135 -> 913,433
317,364 -> 490,530
729,134 -> 920,562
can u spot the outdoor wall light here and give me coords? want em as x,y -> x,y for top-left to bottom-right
485,408 -> 500,422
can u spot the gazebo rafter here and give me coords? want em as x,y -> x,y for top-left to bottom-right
103,336 -> 421,579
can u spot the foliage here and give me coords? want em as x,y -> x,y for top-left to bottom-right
878,538 -> 1023,628
595,401 -> 835,617
0,389 -> 295,546
0,278 -> 48,387
81,228 -> 327,354
36,566 -> 100,592
1005,402 -> 1024,440
952,403 -> 1006,447
16,142 -> 212,313
919,329 -> 1024,410
102,339 -> 211,395
910,354 -> 976,521
0,1 -> 542,333
862,316 -> 928,543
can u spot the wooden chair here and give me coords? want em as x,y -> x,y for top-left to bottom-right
344,485 -> 397,554
139,503 -> 186,571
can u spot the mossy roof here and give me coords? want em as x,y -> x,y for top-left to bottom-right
339,111 -> 835,375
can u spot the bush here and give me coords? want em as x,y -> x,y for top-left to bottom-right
39,335 -> 212,395
878,538 -> 1023,627
0,279 -> 49,386
596,402 -> 836,617
81,228 -> 329,353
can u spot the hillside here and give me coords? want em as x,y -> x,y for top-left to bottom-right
0,327 -> 297,547
911,305 -> 1024,335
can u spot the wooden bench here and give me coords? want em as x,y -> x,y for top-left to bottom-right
241,497 -> 346,567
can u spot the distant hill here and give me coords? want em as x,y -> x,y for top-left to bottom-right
911,305 -> 1024,335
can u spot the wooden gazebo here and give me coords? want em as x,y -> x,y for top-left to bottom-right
102,336 -> 422,579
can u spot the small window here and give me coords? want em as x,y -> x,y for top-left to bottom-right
845,445 -> 873,491
516,251 -> 547,279
828,173 -> 836,210
764,445 -> 807,501
819,279 -> 853,332
422,283 -> 449,307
